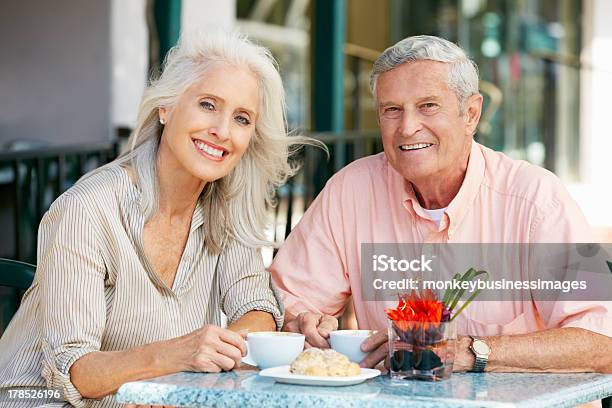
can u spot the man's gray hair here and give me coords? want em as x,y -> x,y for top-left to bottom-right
370,35 -> 479,112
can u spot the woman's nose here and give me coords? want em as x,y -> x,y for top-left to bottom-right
208,115 -> 231,141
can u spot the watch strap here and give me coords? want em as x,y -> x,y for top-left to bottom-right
469,336 -> 489,372
473,355 -> 488,372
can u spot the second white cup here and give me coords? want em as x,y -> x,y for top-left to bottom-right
329,329 -> 374,363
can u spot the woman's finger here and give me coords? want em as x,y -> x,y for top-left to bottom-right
210,351 -> 238,371
215,340 -> 244,367
218,328 -> 247,356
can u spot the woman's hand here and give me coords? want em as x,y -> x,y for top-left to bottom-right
71,324 -> 247,400
177,324 -> 247,372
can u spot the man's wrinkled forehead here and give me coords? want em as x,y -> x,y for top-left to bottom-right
375,60 -> 453,101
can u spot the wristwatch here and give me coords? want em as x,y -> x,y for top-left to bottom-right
469,336 -> 491,372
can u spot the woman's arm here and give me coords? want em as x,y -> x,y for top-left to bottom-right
71,311 -> 275,399
228,310 -> 276,333
70,324 -> 246,399
218,240 -> 285,330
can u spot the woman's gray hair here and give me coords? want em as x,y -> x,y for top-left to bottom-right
370,35 -> 479,112
104,31 -> 312,254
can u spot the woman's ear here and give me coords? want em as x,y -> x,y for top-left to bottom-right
158,107 -> 168,125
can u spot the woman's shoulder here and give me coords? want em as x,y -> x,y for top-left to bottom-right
50,162 -> 134,220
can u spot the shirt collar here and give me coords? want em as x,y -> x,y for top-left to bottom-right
399,140 -> 485,232
191,197 -> 205,232
121,164 -> 206,233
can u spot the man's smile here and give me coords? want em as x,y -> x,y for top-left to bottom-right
398,143 -> 434,151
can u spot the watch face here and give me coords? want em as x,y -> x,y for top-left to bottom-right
473,340 -> 491,355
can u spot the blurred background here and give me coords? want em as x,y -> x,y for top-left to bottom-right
1,0 -> 611,268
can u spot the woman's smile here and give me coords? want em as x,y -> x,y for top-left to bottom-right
193,138 -> 228,162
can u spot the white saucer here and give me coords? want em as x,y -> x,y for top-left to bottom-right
258,366 -> 381,386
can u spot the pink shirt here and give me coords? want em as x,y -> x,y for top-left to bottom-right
270,141 -> 612,337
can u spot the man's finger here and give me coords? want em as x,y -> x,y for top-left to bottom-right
298,313 -> 329,348
283,318 -> 300,333
317,315 -> 339,338
360,331 -> 387,352
359,343 -> 388,368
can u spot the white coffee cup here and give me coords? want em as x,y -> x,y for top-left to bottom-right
329,330 -> 374,363
243,332 -> 305,369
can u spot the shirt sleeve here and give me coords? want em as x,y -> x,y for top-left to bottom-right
530,184 -> 612,337
269,177 -> 352,318
218,239 -> 284,330
37,193 -> 107,407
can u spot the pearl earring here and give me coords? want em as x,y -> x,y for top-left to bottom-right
159,118 -> 166,125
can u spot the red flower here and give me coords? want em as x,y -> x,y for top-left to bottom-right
385,290 -> 449,330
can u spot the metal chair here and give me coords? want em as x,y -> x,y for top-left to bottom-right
0,258 -> 35,335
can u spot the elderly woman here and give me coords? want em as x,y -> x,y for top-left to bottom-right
0,31 -> 302,407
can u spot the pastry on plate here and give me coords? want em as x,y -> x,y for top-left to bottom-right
289,348 -> 361,377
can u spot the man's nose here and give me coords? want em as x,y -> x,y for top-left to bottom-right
398,110 -> 423,137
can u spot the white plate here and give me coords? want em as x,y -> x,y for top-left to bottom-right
258,366 -> 381,386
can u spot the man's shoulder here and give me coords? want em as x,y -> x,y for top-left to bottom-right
479,144 -> 569,209
327,152 -> 388,187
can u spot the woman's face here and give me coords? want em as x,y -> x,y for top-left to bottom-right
158,63 -> 259,184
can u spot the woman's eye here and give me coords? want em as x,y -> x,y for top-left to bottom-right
200,101 -> 215,111
235,115 -> 251,126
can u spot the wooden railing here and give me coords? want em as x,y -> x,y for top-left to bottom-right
0,131 -> 382,263
0,142 -> 118,262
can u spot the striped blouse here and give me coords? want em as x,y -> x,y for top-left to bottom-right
0,163 -> 283,407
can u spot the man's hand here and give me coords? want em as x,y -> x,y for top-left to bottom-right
283,312 -> 338,348
453,335 -> 475,372
359,331 -> 389,368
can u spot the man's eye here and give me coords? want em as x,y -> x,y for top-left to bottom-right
235,115 -> 251,126
200,101 -> 215,111
421,103 -> 438,110
384,107 -> 400,113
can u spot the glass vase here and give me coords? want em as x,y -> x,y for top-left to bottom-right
387,319 -> 456,381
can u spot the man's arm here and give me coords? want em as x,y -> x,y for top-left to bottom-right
271,176 -> 352,344
360,327 -> 612,373
454,327 -> 612,373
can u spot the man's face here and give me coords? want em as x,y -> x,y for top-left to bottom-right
376,60 -> 481,185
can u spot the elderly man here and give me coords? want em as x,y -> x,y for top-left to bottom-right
270,35 -> 611,373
